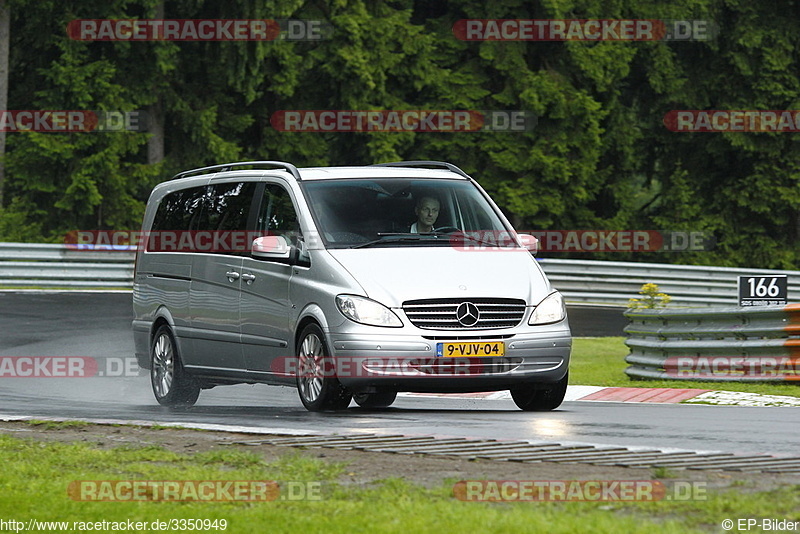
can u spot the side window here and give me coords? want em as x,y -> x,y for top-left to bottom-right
256,184 -> 307,264
206,182 -> 256,232
150,183 -> 256,255
150,186 -> 206,233
257,184 -> 300,239
203,182 -> 256,256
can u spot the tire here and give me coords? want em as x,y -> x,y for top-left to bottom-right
353,391 -> 397,409
150,325 -> 200,408
296,323 -> 352,411
510,372 -> 568,411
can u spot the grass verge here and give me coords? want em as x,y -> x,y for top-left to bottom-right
570,337 -> 800,398
0,434 -> 797,533
26,420 -> 92,430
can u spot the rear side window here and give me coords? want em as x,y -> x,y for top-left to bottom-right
206,182 -> 257,232
149,182 -> 256,256
151,186 -> 206,232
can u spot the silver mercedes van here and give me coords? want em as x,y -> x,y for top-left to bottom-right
132,161 -> 571,411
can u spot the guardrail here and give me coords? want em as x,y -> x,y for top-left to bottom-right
624,305 -> 800,382
539,258 -> 800,306
0,243 -> 134,288
0,243 -> 797,306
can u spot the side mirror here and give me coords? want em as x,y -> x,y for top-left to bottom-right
517,233 -> 538,255
251,235 -> 291,260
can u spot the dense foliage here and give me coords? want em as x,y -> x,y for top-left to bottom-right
1,0 -> 798,268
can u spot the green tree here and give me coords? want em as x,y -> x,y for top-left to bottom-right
0,0 -> 799,273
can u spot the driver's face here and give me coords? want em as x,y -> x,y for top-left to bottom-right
416,198 -> 440,226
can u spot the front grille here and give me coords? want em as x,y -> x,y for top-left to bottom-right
402,298 -> 526,330
421,334 -> 516,341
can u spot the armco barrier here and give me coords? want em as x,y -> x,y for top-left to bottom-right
539,258 -> 800,306
0,243 -> 134,288
624,305 -> 800,382
0,243 -> 797,306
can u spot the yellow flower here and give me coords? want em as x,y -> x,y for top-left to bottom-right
629,283 -> 671,309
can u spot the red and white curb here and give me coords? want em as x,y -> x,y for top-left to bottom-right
401,386 -> 800,407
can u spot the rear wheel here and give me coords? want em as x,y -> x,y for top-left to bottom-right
296,324 -> 352,411
150,325 -> 200,407
510,372 -> 568,411
353,391 -> 397,409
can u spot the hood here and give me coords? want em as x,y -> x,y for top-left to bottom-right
326,246 -> 551,308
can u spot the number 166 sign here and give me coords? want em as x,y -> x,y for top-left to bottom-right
737,275 -> 787,307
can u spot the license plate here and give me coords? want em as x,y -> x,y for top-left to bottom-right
436,341 -> 505,358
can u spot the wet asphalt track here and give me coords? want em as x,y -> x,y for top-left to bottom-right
0,292 -> 798,456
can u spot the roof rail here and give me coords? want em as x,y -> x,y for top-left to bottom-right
172,161 -> 302,181
371,161 -> 471,179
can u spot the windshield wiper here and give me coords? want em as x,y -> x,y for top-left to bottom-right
350,233 -> 448,249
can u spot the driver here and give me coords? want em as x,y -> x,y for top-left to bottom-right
410,196 -> 440,233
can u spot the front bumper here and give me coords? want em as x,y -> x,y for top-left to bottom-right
327,326 -> 571,392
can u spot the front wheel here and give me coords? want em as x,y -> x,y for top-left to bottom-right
150,325 -> 200,408
353,391 -> 397,409
296,324 -> 352,411
510,372 -> 568,411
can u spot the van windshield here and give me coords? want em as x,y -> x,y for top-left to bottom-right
300,178 -> 515,249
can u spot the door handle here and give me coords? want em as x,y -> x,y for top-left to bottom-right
241,273 -> 256,285
225,271 -> 240,282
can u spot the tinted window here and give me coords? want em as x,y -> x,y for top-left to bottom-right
254,184 -> 307,264
151,186 -> 206,232
257,184 -> 300,239
150,182 -> 256,255
206,182 -> 256,232
301,178 -> 510,247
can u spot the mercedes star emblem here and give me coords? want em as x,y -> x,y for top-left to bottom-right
456,302 -> 480,327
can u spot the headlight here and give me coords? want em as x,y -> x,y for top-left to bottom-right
336,295 -> 403,327
528,291 -> 566,325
